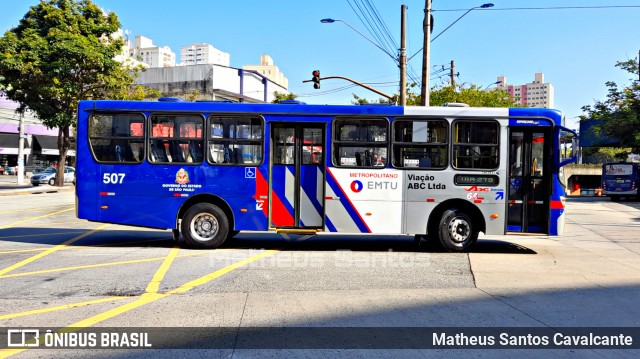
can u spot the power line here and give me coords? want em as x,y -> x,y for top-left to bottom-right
434,5 -> 640,12
364,0 -> 398,55
347,0 -> 396,61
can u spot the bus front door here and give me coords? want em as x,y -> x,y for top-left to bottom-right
507,128 -> 550,233
269,123 -> 325,229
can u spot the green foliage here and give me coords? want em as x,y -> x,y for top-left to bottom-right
185,89 -> 201,102
581,147 -> 631,162
0,0 -> 152,184
429,83 -> 520,107
272,91 -> 297,103
581,59 -> 640,153
351,92 -> 396,105
352,82 -> 519,108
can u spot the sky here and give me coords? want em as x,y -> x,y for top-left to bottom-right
3,0 -> 640,131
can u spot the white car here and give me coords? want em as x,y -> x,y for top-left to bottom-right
31,167 -> 75,186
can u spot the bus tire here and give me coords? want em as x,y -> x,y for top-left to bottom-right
181,203 -> 229,249
438,208 -> 477,252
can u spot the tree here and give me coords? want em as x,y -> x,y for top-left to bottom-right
352,82 -> 519,107
429,83 -> 518,107
580,59 -> 640,153
272,91 -> 298,103
351,93 -> 396,105
0,0 -> 152,185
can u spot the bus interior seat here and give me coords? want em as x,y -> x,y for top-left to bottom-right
234,146 -> 244,163
188,141 -> 203,162
114,143 -> 136,162
223,147 -> 231,163
355,152 -> 362,166
151,140 -> 169,162
115,144 -> 124,162
169,140 -> 185,162
363,150 -> 372,166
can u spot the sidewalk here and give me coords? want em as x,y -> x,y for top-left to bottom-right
0,175 -> 75,196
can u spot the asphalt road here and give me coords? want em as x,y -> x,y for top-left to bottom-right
0,192 -> 639,358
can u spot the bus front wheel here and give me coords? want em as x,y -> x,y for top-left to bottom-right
181,203 -> 229,249
438,208 -> 478,252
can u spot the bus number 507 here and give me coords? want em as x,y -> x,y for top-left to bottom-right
103,173 -> 125,184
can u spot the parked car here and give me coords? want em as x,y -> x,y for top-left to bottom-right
30,166 -> 75,186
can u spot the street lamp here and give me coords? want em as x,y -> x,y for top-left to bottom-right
420,2 -> 494,106
483,80 -> 502,91
431,3 -> 494,43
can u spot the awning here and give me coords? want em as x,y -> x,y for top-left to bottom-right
0,133 -> 17,148
0,133 -> 31,155
33,135 -> 59,155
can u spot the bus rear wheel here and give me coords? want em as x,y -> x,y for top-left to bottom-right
181,203 -> 229,249
438,208 -> 478,252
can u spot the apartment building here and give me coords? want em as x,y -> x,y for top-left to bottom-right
497,72 -> 554,108
243,54 -> 289,89
180,43 -> 230,66
129,35 -> 176,68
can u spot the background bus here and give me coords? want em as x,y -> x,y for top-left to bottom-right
601,162 -> 639,201
76,99 -> 577,252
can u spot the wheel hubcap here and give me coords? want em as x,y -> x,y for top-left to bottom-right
448,217 -> 470,243
190,213 -> 219,241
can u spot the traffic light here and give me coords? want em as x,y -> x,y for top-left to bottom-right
312,70 -> 320,89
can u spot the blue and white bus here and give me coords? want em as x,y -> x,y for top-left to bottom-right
602,162 -> 639,201
76,99 -> 577,251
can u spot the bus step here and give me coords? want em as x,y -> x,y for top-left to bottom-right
274,228 -> 320,235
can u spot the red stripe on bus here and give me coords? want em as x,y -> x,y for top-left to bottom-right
255,169 -> 270,218
426,198 -> 435,202
550,200 -> 565,209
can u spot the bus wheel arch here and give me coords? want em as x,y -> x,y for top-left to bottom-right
427,199 -> 485,252
177,194 -> 235,249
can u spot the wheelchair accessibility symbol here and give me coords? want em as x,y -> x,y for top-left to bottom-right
245,167 -> 256,179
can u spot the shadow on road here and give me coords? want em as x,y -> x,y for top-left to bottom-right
0,227 -> 536,255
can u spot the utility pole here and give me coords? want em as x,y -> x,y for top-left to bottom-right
17,113 -> 25,185
420,0 -> 432,106
450,60 -> 455,88
399,4 -> 407,106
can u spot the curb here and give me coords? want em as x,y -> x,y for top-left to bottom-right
0,186 -> 75,197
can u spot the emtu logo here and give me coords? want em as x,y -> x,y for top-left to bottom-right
350,180 -> 363,193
